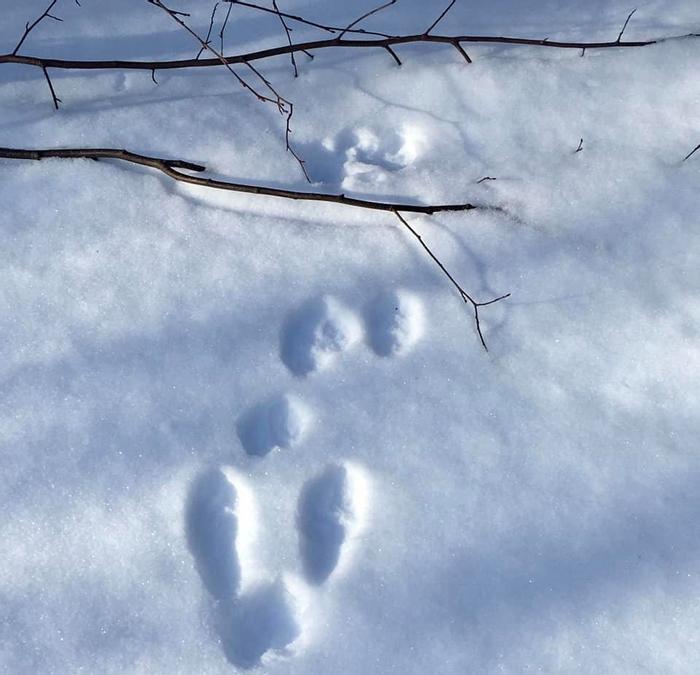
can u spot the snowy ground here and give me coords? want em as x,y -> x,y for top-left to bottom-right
1,0 -> 699,672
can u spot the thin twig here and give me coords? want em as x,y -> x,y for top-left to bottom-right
452,39 -> 472,63
219,0 -> 234,52
271,0 -> 298,77
384,45 -> 402,65
338,0 -> 397,39
41,66 -> 61,109
196,2 -> 219,60
617,8 -> 637,43
425,0 -> 457,36
683,143 -> 700,161
284,104 -> 311,182
393,211 -> 509,351
226,0 -> 395,38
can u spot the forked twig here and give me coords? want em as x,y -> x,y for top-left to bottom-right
13,0 -> 62,55
394,211 -> 510,351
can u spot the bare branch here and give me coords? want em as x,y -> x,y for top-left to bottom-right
425,0 -> 457,36
617,8 -> 637,43
393,211 -> 509,351
13,0 -> 61,55
3,30 -> 685,78
0,146 -> 487,215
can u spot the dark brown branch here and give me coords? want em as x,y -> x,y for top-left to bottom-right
0,146 -> 486,216
3,31 -> 689,76
393,211 -> 510,351
13,0 -> 61,55
272,0 -> 298,77
683,143 -> 700,161
426,0 -> 457,36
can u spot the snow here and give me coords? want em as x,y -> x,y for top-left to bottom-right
0,0 -> 699,672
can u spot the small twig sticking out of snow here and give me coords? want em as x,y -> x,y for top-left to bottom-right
393,210 -> 510,351
575,138 -> 584,153
271,0 -> 299,77
682,143 -> 700,162
617,8 -> 637,43
196,3 -> 219,60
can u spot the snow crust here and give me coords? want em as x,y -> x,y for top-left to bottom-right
1,0 -> 699,672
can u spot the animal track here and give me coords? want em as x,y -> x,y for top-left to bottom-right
185,467 -> 246,600
301,124 -> 428,187
366,289 -> 425,357
218,579 -> 302,670
187,288 -> 421,667
297,462 -> 370,585
186,467 -> 303,669
237,394 -> 311,457
280,296 -> 363,377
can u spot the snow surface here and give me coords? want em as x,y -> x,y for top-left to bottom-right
1,0 -> 699,672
